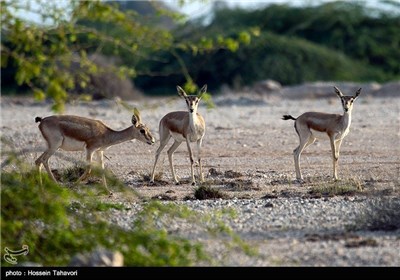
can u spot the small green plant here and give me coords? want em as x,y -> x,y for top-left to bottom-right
308,178 -> 363,197
59,164 -> 86,182
92,202 -> 129,211
142,172 -> 164,183
194,185 -> 227,200
225,179 -> 260,191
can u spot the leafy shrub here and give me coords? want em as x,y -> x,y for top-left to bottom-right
194,185 -> 227,200
308,178 -> 363,197
1,152 -> 252,266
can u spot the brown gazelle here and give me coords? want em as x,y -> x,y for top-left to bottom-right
282,86 -> 361,181
150,85 -> 207,186
35,109 -> 155,195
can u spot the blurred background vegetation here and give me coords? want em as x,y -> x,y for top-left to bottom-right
1,0 -> 399,110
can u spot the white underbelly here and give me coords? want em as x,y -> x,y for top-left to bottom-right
170,131 -> 201,142
310,128 -> 350,141
60,137 -> 86,151
310,129 -> 330,140
170,132 -> 186,142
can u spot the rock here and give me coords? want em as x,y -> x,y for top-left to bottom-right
253,79 -> 282,94
69,248 -> 123,267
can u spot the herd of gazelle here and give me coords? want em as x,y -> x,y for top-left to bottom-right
35,85 -> 361,194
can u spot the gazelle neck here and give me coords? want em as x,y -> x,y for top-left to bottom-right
188,111 -> 198,132
342,108 -> 352,130
106,127 -> 134,147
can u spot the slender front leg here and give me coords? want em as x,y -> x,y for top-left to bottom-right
333,139 -> 343,180
330,137 -> 339,180
150,134 -> 171,183
167,140 -> 182,184
185,138 -> 196,185
197,138 -> 204,182
77,149 -> 94,183
97,150 -> 112,195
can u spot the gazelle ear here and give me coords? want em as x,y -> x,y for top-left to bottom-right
354,88 -> 362,99
132,108 -> 141,127
177,86 -> 187,98
334,86 -> 344,98
198,84 -> 207,99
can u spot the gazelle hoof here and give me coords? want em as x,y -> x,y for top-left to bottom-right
108,192 -> 113,197
294,178 -> 305,184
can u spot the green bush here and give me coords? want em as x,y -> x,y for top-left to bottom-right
1,153 -> 253,266
135,1 -> 398,92
194,185 -> 227,200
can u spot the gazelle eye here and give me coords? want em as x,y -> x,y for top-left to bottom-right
140,129 -> 145,134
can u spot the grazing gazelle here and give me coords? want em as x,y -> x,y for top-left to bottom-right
35,109 -> 155,195
150,85 -> 207,186
282,86 -> 361,181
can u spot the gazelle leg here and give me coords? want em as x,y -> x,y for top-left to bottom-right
35,138 -> 62,183
96,150 -> 112,195
197,138 -> 204,182
77,149 -> 94,183
167,140 -> 182,184
150,131 -> 171,183
36,150 -> 58,182
184,138 -> 196,185
331,138 -> 342,180
294,133 -> 315,181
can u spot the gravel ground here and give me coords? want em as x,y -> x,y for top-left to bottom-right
1,89 -> 399,266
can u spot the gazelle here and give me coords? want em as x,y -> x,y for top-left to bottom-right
35,109 -> 155,195
282,86 -> 361,181
150,85 -> 207,186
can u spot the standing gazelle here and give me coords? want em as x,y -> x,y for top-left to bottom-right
282,86 -> 361,181
35,110 -> 155,195
150,85 -> 207,186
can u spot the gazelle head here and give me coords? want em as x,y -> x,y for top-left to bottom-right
131,109 -> 155,145
177,84 -> 207,114
334,86 -> 361,113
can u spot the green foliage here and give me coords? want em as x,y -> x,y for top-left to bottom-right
308,178 -> 364,197
194,185 -> 227,200
210,1 -> 400,77
1,150 -> 254,266
1,0 -> 249,110
3,0 -> 397,101
136,1 -> 398,91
